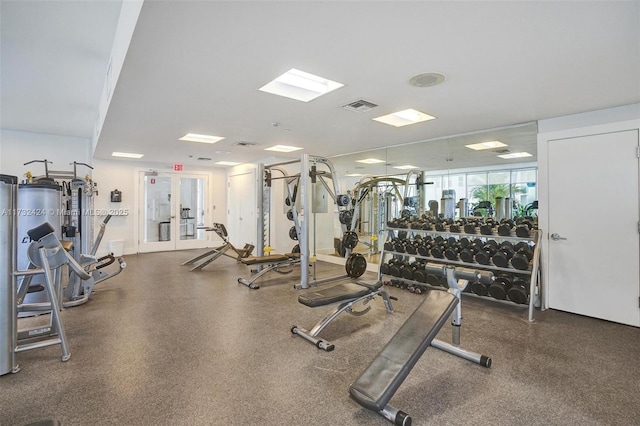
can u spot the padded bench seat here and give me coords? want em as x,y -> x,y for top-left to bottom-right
349,289 -> 458,413
240,253 -> 298,265
298,280 -> 382,307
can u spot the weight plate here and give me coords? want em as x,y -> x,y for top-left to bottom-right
345,253 -> 367,278
291,244 -> 300,254
342,231 -> 359,249
287,209 -> 295,221
289,226 -> 298,240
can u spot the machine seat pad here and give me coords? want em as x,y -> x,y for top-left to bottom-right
298,280 -> 383,308
349,289 -> 458,412
241,254 -> 291,265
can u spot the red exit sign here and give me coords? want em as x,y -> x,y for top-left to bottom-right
173,163 -> 184,172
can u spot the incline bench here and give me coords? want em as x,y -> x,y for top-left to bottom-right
349,264 -> 493,425
182,223 -> 254,271
237,253 -> 302,289
291,280 -> 395,351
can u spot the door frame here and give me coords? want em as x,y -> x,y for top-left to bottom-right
538,118 -> 640,311
136,170 -> 211,253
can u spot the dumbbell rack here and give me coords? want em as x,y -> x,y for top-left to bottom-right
379,226 -> 542,322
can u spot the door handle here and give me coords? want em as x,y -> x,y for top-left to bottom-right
550,233 -> 567,241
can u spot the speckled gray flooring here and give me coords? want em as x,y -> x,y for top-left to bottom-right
1,250 -> 639,426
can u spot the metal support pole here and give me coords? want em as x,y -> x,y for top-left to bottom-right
299,154 -> 310,289
256,163 -> 265,258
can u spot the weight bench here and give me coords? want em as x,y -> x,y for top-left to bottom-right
237,253 -> 302,289
349,264 -> 493,425
182,223 -> 255,271
291,280 -> 395,351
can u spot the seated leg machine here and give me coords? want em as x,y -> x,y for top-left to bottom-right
349,265 -> 493,425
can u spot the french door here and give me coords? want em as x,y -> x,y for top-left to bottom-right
138,171 -> 209,252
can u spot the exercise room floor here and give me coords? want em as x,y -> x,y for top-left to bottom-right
2,251 -> 639,426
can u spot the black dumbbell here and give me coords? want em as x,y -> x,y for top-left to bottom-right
497,219 -> 515,236
380,262 -> 390,276
469,281 -> 489,296
413,262 -> 427,283
459,238 -> 482,263
511,243 -> 534,270
480,223 -> 494,235
384,239 -> 395,251
488,275 -> 513,300
515,218 -> 533,237
429,242 -> 445,259
507,277 -> 529,304
475,240 -> 498,265
399,261 -> 415,280
492,241 -> 515,268
405,240 -> 418,255
388,258 -> 402,277
444,242 -> 461,261
393,239 -> 407,253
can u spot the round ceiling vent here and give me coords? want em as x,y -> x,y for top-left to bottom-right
409,72 -> 446,87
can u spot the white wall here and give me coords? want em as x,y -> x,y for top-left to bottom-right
537,103 -> 640,309
92,158 -> 227,256
0,129 -> 91,179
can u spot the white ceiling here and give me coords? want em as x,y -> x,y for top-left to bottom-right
2,1 -> 639,172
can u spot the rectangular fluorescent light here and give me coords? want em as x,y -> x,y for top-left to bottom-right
112,152 -> 144,159
393,165 -> 419,170
264,145 -> 303,153
259,68 -> 344,102
465,141 -> 508,150
373,108 -> 436,127
179,133 -> 225,144
215,161 -> 240,166
498,152 -> 533,159
346,173 -> 363,177
356,158 -> 385,164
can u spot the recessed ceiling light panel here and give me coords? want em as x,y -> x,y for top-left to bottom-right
498,152 -> 533,159
179,133 -> 225,144
264,145 -> 303,153
466,141 -> 508,150
356,158 -> 386,164
393,165 -> 419,170
215,161 -> 241,166
373,109 -> 436,127
259,68 -> 344,102
112,152 -> 144,159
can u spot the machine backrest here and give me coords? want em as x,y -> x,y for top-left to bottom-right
213,223 -> 228,239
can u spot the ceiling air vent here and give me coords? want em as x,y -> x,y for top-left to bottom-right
493,149 -> 511,154
197,157 -> 212,161
342,99 -> 378,112
234,141 -> 258,147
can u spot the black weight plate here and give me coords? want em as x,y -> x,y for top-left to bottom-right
430,247 -> 444,258
417,245 -> 429,257
289,226 -> 298,240
291,244 -> 301,254
444,248 -> 458,261
287,209 -> 295,221
345,253 -> 367,278
413,270 -> 427,283
339,210 -> 353,225
341,231 -> 359,249
390,265 -> 401,277
464,224 -> 477,234
401,267 -> 414,280
426,274 -> 439,286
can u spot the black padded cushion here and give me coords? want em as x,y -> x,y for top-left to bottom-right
349,289 -> 458,411
298,280 -> 382,308
241,254 -> 290,265
27,222 -> 55,241
214,223 -> 228,237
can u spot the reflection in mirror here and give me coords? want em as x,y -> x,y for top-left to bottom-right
326,122 -> 538,259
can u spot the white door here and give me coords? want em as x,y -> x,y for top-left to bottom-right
547,130 -> 640,326
138,172 -> 209,252
228,171 -> 256,247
